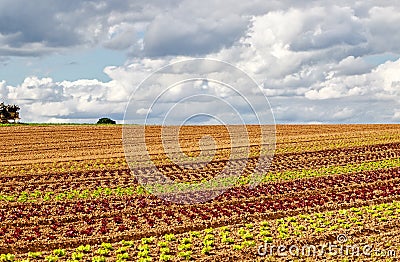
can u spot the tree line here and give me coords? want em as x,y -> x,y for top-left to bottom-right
0,102 -> 20,123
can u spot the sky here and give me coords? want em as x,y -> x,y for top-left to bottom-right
1,0 -> 400,124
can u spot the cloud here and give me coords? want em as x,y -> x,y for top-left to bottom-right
2,76 -> 128,123
0,0 -> 258,57
365,6 -> 400,54
305,58 -> 400,100
332,56 -> 373,76
0,0 -> 150,57
143,10 -> 248,56
103,23 -> 142,50
0,1 -> 89,57
2,1 -> 400,123
289,6 -> 367,52
270,96 -> 398,123
393,111 -> 400,120
7,77 -> 63,101
1,1 -> 399,60
0,80 -> 7,101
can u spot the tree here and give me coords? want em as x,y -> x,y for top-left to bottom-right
97,117 -> 116,124
0,102 -> 20,123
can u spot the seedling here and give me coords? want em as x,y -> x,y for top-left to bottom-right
0,254 -> 15,262
53,249 -> 66,257
164,234 -> 176,242
28,252 -> 43,258
91,256 -> 106,262
181,237 -> 192,244
178,243 -> 192,251
160,247 -> 170,254
116,247 -> 128,253
71,252 -> 84,260
204,228 -> 213,234
138,244 -> 149,251
76,245 -> 91,252
202,246 -> 212,255
101,243 -> 113,250
141,237 -> 155,244
242,240 -> 256,247
137,250 -> 150,258
190,231 -> 200,238
158,241 -> 168,248
178,251 -> 192,260
232,244 -> 243,250
116,253 -> 129,260
120,240 -> 134,247
159,254 -> 173,261
45,255 -> 59,262
245,223 -> 253,229
96,249 -> 109,256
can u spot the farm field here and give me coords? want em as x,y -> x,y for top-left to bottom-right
1,124 -> 400,261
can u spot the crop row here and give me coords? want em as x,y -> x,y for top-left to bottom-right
2,166 -> 400,222
1,173 -> 399,253
276,133 -> 400,154
1,156 -> 400,203
2,141 -> 400,189
3,124 -> 399,155
1,131 -> 400,178
0,163 -> 399,218
2,200 -> 400,261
